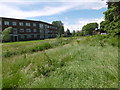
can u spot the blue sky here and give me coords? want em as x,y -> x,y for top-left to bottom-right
28,8 -> 107,23
0,0 -> 107,32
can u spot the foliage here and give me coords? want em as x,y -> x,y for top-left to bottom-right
72,30 -> 76,36
66,28 -> 71,34
2,27 -> 12,42
2,37 -> 75,57
52,21 -> 64,36
82,23 -> 98,35
100,2 -> 120,35
64,28 -> 72,36
2,36 -> 118,88
79,31 -> 86,36
87,35 -> 118,47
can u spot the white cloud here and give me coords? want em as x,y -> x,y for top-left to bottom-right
64,17 -> 105,32
0,0 -> 108,2
0,3 -> 73,19
0,1 -> 107,19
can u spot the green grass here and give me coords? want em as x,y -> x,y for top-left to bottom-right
2,37 -> 75,57
2,36 -> 118,88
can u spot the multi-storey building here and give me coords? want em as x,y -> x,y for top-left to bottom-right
0,17 -> 58,41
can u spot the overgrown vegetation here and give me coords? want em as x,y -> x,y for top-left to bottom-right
2,1 -> 119,88
2,37 -> 74,57
2,27 -> 12,42
2,36 -> 118,88
100,2 -> 120,35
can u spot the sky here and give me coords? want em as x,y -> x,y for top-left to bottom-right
0,0 -> 108,32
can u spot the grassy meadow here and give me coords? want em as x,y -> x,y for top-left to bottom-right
2,35 -> 118,88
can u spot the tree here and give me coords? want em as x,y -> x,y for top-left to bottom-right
52,21 -> 64,37
72,30 -> 76,36
66,28 -> 71,35
82,22 -> 98,35
100,2 -> 120,35
2,27 -> 12,42
100,21 -> 107,33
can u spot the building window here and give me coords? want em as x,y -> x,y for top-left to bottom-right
40,30 -> 42,33
48,25 -> 50,28
45,25 -> 48,29
33,23 -> 36,27
19,22 -> 24,26
34,35 -> 37,38
13,28 -> 17,34
26,35 -> 31,38
12,22 -> 17,26
45,30 -> 48,34
26,29 -> 31,32
20,29 -> 24,32
40,35 -> 44,38
33,29 -> 37,32
40,29 -> 44,33
4,21 -> 9,25
26,23 -> 30,26
20,35 -> 24,38
39,24 -> 44,28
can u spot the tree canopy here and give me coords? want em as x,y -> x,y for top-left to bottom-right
2,27 -> 12,42
52,21 -> 64,36
100,2 -> 120,35
82,22 -> 98,35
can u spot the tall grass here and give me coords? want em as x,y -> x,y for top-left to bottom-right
2,37 -> 75,57
2,36 -> 118,88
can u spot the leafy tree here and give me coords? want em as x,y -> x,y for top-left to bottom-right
2,27 -> 12,42
82,23 -> 98,35
100,21 -> 107,33
52,21 -> 64,37
100,2 -> 120,35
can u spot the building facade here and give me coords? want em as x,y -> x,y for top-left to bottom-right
0,17 -> 58,41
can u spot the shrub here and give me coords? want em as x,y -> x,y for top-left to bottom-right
30,43 -> 52,52
108,36 -> 118,46
2,27 -> 12,42
3,50 -> 16,57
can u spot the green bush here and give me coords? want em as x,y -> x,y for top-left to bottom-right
2,27 -> 12,42
30,43 -> 52,52
3,37 -> 75,57
3,50 -> 17,57
107,36 -> 118,46
79,35 -> 118,47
